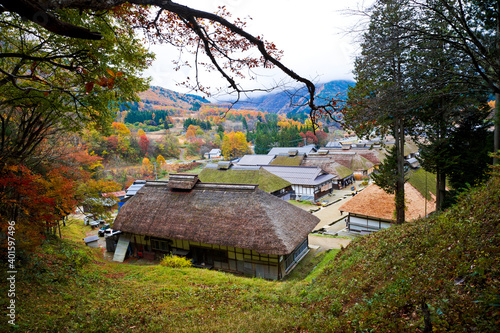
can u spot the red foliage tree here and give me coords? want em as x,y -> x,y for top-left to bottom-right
300,131 -> 318,145
139,135 -> 150,156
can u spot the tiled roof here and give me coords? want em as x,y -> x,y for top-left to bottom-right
267,145 -> 316,156
237,154 -> 275,166
263,165 -> 336,186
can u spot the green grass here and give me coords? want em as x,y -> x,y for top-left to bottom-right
408,168 -> 437,200
2,168 -> 499,332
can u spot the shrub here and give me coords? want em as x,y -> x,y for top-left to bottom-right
160,253 -> 192,268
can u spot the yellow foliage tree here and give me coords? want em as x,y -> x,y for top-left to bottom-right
142,157 -> 153,174
112,122 -> 131,137
137,129 -> 146,137
157,154 -> 166,167
221,131 -> 251,160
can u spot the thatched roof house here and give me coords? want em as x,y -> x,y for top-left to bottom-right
301,156 -> 355,189
113,174 -> 319,279
339,183 -> 436,233
327,152 -> 375,180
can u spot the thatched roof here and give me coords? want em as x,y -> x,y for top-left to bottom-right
167,174 -> 199,189
198,167 -> 291,193
328,152 -> 374,171
339,183 -> 436,222
404,140 -> 419,156
350,154 -> 374,171
301,157 -> 353,179
270,155 -> 304,166
113,181 -> 319,255
357,149 -> 387,165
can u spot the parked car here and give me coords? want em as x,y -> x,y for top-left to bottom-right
104,229 -> 122,238
97,224 -> 111,237
84,214 -> 105,228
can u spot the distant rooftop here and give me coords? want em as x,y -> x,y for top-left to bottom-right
237,154 -> 275,166
263,165 -> 336,186
267,145 -> 317,156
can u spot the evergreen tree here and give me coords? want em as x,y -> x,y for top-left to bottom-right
345,0 -> 417,224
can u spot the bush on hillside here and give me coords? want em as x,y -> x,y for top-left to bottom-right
160,254 -> 192,268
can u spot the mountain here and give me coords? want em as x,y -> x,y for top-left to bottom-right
137,86 -> 210,111
230,80 -> 355,114
134,80 -> 354,114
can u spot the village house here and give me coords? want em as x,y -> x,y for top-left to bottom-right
112,174 -> 319,280
339,183 -> 436,233
325,152 -> 375,180
262,165 -> 336,201
300,156 -> 355,189
204,148 -> 222,159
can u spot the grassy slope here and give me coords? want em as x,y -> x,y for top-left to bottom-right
408,168 -> 438,200
2,172 -> 498,332
299,170 -> 499,332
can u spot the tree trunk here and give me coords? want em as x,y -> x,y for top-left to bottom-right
421,301 -> 433,333
435,170 -> 446,211
495,91 -> 499,165
395,118 -> 406,224
495,1 -> 500,165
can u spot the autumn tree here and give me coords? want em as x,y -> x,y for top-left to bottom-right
139,135 -> 150,156
112,122 -> 131,137
0,2 -> 151,245
77,178 -> 121,221
221,132 -> 251,160
141,157 -> 154,176
0,0 -> 343,128
157,154 -> 167,168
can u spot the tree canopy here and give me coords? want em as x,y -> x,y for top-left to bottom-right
0,0 -> 344,127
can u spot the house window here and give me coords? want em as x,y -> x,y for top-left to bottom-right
213,250 -> 228,263
284,239 -> 308,272
152,239 -> 170,252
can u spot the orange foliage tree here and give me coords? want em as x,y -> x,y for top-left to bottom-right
221,132 -> 251,160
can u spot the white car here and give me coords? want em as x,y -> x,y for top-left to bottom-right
104,229 -> 121,238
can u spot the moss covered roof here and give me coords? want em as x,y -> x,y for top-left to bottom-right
270,155 -> 303,166
198,167 -> 291,193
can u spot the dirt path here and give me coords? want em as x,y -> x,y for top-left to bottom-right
308,234 -> 352,250
179,148 -> 186,161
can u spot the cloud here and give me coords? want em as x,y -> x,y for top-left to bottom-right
142,0 -> 367,99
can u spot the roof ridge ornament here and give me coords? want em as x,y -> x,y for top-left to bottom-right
167,173 -> 199,190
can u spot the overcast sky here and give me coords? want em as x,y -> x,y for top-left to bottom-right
141,0 -> 370,100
